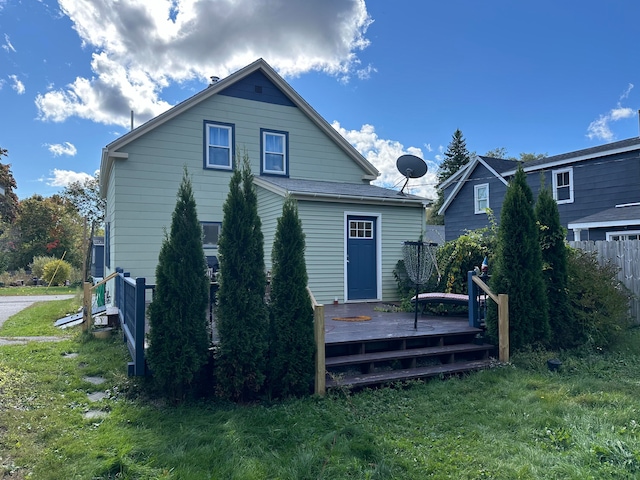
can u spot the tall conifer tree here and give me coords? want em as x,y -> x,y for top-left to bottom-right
215,156 -> 268,401
489,165 -> 550,350
535,182 -> 572,348
147,168 -> 210,401
268,196 -> 315,398
430,129 -> 471,224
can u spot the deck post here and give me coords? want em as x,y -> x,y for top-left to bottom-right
314,303 -> 326,396
498,294 -> 509,363
132,277 -> 147,376
82,281 -> 91,332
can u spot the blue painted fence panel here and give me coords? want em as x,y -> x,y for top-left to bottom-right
115,267 -> 154,376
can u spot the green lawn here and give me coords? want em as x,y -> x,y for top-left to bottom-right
1,298 -> 640,479
0,285 -> 79,296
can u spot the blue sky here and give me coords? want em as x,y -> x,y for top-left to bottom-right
1,0 -> 639,201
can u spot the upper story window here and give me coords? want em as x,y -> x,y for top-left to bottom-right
202,222 -> 221,249
553,167 -> 573,204
474,183 -> 489,214
204,121 -> 234,170
261,129 -> 288,176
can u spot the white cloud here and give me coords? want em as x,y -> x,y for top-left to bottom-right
45,142 -> 77,157
587,85 -> 636,142
46,169 -> 93,187
332,121 -> 438,200
2,33 -> 16,52
620,83 -> 634,100
36,0 -> 373,128
9,75 -> 25,94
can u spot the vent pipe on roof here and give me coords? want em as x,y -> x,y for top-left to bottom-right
131,110 -> 134,131
209,76 -> 220,86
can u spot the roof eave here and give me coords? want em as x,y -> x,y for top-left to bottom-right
502,143 -> 640,176
101,58 -> 379,180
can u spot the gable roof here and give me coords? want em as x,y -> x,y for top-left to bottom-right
502,137 -> 640,175
437,156 -> 516,215
100,58 -> 380,195
254,176 -> 429,207
438,137 -> 640,216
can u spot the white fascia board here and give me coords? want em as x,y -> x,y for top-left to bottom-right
438,158 -> 510,215
477,158 -> 509,186
502,144 -> 640,176
568,219 -> 640,230
437,160 -> 474,190
291,191 -> 427,207
99,149 -> 128,199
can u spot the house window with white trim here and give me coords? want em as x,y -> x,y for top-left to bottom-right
204,121 -> 233,169
202,222 -> 221,248
607,230 -> 640,241
261,129 -> 288,175
553,167 -> 573,204
474,183 -> 489,214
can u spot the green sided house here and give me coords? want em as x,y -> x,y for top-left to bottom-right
99,59 -> 429,305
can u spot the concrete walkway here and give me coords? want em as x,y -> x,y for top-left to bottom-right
0,294 -> 75,346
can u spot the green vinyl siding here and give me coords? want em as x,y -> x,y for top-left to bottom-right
296,200 -> 424,304
106,92 -> 371,284
256,187 -> 285,273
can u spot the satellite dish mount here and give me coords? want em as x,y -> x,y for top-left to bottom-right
396,154 -> 428,195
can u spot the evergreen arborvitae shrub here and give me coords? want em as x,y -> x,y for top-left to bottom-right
268,196 -> 315,398
215,158 -> 269,401
146,168 -> 210,402
488,165 -> 550,350
535,183 -> 573,349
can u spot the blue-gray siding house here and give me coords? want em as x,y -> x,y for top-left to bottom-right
438,137 -> 640,242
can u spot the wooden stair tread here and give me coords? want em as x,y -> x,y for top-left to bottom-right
326,360 -> 491,388
325,343 -> 493,367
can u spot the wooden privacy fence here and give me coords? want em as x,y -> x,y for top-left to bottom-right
569,240 -> 640,323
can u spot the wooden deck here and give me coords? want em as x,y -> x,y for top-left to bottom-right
322,302 -> 494,389
323,302 -> 480,345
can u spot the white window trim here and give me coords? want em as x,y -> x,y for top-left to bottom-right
606,230 -> 640,241
343,211 -> 382,303
474,183 -> 489,214
552,167 -> 574,204
262,131 -> 287,175
205,123 -> 233,170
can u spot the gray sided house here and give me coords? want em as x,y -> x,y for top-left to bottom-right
99,59 -> 428,305
438,137 -> 640,242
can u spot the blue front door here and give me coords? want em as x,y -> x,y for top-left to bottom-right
347,216 -> 377,300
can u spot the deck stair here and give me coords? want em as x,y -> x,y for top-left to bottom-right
325,327 -> 494,389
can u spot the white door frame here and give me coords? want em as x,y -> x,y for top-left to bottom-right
343,211 -> 382,302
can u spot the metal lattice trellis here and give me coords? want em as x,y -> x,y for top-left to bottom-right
403,241 -> 438,329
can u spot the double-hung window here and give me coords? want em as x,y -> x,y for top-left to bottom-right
474,183 -> 489,214
261,129 -> 288,175
553,167 -> 573,204
204,121 -> 233,170
201,222 -> 221,249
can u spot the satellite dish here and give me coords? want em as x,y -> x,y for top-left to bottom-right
396,154 -> 428,195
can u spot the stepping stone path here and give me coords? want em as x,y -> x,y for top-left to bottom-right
83,376 -> 106,385
82,375 -> 109,419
